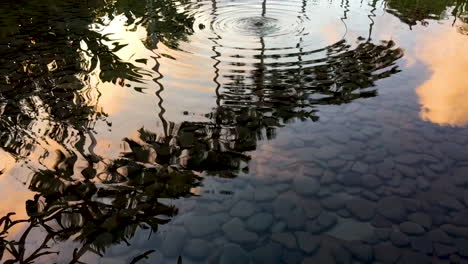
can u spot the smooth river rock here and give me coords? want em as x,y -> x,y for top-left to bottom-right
293,176 -> 320,196
321,195 -> 346,210
184,215 -> 219,237
427,228 -> 452,244
377,196 -> 406,223
230,200 -> 256,218
407,212 -> 432,230
454,238 -> 468,257
399,221 -> 425,236
433,243 -> 457,257
295,232 -> 321,254
274,192 -> 300,219
183,239 -> 214,260
219,244 -> 250,264
390,230 -> 409,247
411,236 -> 433,255
246,212 -> 274,232
271,232 -> 297,249
301,199 -> 322,219
374,244 -> 401,264
160,226 -> 187,257
254,188 -> 278,202
306,212 -> 338,234
344,242 -> 373,263
222,218 -> 258,244
251,243 -> 282,264
361,174 -> 382,189
345,198 -> 376,221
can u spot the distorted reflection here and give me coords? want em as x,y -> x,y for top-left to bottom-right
0,130 -> 203,263
4,0 -> 468,263
0,0 -> 404,260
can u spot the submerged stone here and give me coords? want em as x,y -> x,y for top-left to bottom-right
361,174 -> 382,189
254,188 -> 278,201
301,199 -> 322,219
274,192 -> 300,219
433,243 -> 457,257
294,176 -> 320,196
286,208 -> 307,230
390,230 -> 409,247
454,238 -> 468,257
271,232 -> 297,249
184,215 -> 219,237
183,239 -> 214,260
230,200 -> 256,218
344,241 -> 373,263
321,195 -> 346,210
160,227 -> 187,257
345,198 -> 376,221
219,244 -> 250,264
399,221 -> 425,236
246,212 -> 274,232
281,249 -> 303,264
377,197 -> 406,223
411,236 -> 433,255
295,232 -> 321,254
222,218 -> 258,244
374,244 -> 401,264
427,229 -> 452,245
400,251 -> 430,264
251,243 -> 282,264
408,212 -> 432,230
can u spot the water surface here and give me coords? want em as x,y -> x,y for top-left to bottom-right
1,0 -> 468,263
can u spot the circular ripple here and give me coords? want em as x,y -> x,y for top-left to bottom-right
189,1 -> 330,51
230,16 -> 281,37
149,0 -> 402,118
163,0 -> 349,75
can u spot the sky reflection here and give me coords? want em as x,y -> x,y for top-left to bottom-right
416,19 -> 468,126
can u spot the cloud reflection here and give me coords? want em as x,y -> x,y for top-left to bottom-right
416,20 -> 468,126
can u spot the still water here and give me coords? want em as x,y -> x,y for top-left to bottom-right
1,0 -> 468,263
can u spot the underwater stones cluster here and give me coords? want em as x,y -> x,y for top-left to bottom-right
101,96 -> 468,264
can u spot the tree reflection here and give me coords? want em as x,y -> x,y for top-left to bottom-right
385,0 -> 468,28
205,38 -> 404,151
0,0 -> 194,159
0,129 -> 204,263
0,1 -> 196,262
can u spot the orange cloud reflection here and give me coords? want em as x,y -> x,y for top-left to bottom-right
0,150 -> 33,236
416,22 -> 468,126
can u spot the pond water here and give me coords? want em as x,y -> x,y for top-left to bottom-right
1,0 -> 468,263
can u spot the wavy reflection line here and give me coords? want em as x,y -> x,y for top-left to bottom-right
341,0 -> 350,37
296,0 -> 307,90
367,0 -> 378,41
210,0 -> 223,107
256,0 -> 267,97
152,53 -> 169,137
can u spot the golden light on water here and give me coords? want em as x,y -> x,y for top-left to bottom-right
0,150 -> 33,236
416,21 -> 468,126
